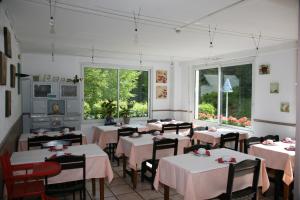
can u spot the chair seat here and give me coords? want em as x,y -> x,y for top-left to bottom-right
11,180 -> 45,198
46,180 -> 85,195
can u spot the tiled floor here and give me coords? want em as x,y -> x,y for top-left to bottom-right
59,160 -> 276,200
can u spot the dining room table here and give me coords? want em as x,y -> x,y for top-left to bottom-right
249,141 -> 295,200
192,127 -> 249,152
11,144 -> 113,200
154,148 -> 270,200
146,120 -> 183,131
92,124 -> 149,149
18,130 -> 88,151
115,132 -> 191,189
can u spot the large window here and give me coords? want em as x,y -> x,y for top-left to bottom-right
84,67 -> 149,120
195,64 -> 252,128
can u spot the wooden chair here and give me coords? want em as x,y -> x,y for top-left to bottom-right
147,119 -> 159,123
59,134 -> 82,145
220,133 -> 240,151
45,154 -> 86,200
160,118 -> 173,122
244,137 -> 262,154
162,124 -> 177,134
193,126 -> 209,131
141,138 -> 178,189
215,159 -> 261,200
138,129 -> 160,135
184,144 -> 211,154
0,152 -> 52,200
28,135 -> 57,150
262,134 -> 279,142
177,122 -> 193,136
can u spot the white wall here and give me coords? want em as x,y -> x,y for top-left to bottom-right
22,53 -> 173,142
176,44 -> 297,139
0,6 -> 22,143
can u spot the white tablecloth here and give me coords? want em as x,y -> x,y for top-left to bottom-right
11,144 -> 114,184
92,125 -> 148,149
250,142 -> 295,185
154,148 -> 269,200
18,130 -> 88,151
146,121 -> 183,131
115,133 -> 190,170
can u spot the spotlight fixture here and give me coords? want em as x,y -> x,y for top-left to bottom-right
175,28 -> 181,33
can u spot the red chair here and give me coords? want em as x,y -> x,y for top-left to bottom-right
1,152 -> 59,200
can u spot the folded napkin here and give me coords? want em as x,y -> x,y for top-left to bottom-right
193,149 -> 210,156
282,137 -> 296,144
262,139 -> 274,145
216,157 -> 236,163
285,146 -> 295,151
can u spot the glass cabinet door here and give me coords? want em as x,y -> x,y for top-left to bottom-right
61,85 -> 77,97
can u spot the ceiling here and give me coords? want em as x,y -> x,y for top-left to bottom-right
4,0 -> 299,62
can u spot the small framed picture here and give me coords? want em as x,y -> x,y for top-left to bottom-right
10,64 -> 16,88
270,82 -> 279,94
156,70 -> 167,83
280,102 -> 290,113
156,86 -> 167,99
259,64 -> 270,75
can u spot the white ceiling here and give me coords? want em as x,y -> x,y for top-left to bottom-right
4,0 -> 299,62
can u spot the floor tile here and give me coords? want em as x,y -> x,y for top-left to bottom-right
110,184 -> 135,195
116,192 -> 143,200
137,189 -> 164,200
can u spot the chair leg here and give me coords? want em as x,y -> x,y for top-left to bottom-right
83,188 -> 86,200
141,163 -> 145,182
73,192 -> 75,200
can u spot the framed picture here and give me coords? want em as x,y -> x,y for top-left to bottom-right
0,52 -> 7,85
280,102 -> 290,113
270,82 -> 279,94
5,90 -> 11,117
259,64 -> 270,75
10,64 -> 16,88
156,70 -> 167,83
4,27 -> 12,58
17,63 -> 21,94
156,86 -> 167,99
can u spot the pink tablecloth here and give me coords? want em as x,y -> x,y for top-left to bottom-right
11,144 -> 114,184
154,148 -> 269,200
146,121 -> 182,131
249,142 -> 295,185
192,128 -> 248,146
18,131 -> 88,151
93,125 -> 148,149
115,133 -> 190,170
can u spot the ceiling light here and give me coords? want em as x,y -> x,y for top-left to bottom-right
175,28 -> 181,33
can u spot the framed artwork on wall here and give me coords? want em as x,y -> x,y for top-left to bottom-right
4,27 -> 12,58
280,102 -> 290,113
0,52 -> 7,85
10,64 -> 16,88
259,64 -> 270,75
156,86 -> 167,99
5,90 -> 11,117
270,82 -> 279,94
156,70 -> 167,83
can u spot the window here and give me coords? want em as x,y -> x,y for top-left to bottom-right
84,67 -> 149,120
195,64 -> 252,128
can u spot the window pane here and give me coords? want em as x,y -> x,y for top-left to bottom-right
197,68 -> 218,122
221,64 -> 252,127
119,69 -> 148,117
84,67 -> 118,120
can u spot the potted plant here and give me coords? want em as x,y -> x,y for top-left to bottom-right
101,100 -> 117,125
120,102 -> 134,124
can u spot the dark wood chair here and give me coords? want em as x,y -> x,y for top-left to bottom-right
160,118 -> 173,122
215,158 -> 261,200
141,138 -> 178,189
45,154 -> 86,200
244,137 -> 262,154
147,119 -> 159,123
193,126 -> 209,131
162,124 -> 178,134
262,135 -> 279,142
138,129 -> 160,135
59,134 -> 82,145
184,144 -> 211,154
220,133 -> 240,151
28,135 -> 56,150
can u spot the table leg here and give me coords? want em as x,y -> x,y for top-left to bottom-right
131,168 -> 137,189
92,178 -> 96,197
122,154 -> 127,178
239,140 -> 244,152
164,184 -> 170,200
283,183 -> 290,200
99,178 -> 104,200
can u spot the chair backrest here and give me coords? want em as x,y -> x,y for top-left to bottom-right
183,144 -> 211,154
138,129 -> 160,135
244,137 -> 262,154
225,159 -> 261,199
28,135 -> 56,150
162,124 -> 177,133
147,119 -> 159,123
262,135 -> 279,142
152,138 -> 178,162
193,126 -> 208,131
45,154 -> 86,185
117,127 -> 138,141
0,152 -> 14,195
160,118 -> 173,122
59,134 -> 82,145
220,132 -> 240,151
177,122 -> 193,137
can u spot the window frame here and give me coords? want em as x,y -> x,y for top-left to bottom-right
193,59 -> 254,130
81,63 -> 152,123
